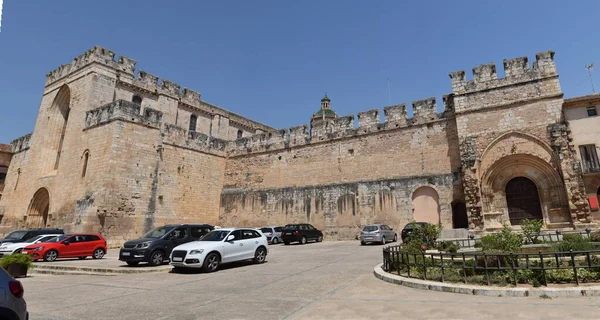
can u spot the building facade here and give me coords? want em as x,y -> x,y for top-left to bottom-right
0,144 -> 12,202
0,46 -> 596,247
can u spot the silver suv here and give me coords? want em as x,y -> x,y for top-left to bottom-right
360,224 -> 397,245
0,266 -> 28,319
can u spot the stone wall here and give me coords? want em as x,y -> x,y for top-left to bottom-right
221,97 -> 462,239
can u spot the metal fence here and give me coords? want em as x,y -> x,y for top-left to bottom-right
383,245 -> 600,286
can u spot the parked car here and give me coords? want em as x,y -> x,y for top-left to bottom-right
260,226 -> 283,244
280,224 -> 323,245
400,222 -> 431,242
119,224 -> 214,266
0,228 -> 64,245
360,224 -> 397,245
21,234 -> 106,262
169,228 -> 268,272
0,266 -> 27,320
0,234 -> 61,256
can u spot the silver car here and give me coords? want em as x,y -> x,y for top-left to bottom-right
360,224 -> 397,245
260,226 -> 283,244
0,265 -> 28,319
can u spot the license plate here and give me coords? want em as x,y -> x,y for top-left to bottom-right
173,257 -> 183,262
122,252 -> 130,256
21,251 -> 27,254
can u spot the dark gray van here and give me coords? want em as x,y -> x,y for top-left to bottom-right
119,224 -> 214,266
0,228 -> 64,245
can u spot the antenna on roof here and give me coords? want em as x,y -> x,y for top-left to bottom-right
585,63 -> 596,93
387,78 -> 391,106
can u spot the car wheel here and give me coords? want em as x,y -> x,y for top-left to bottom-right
202,253 -> 220,273
317,235 -> 323,242
272,237 -> 278,244
300,236 -> 307,245
44,250 -> 58,262
14,248 -> 22,254
78,256 -> 86,260
381,236 -> 386,245
126,261 -> 140,267
393,234 -> 398,242
360,241 -> 366,246
284,242 -> 290,245
149,251 -> 164,266
253,247 -> 267,264
92,248 -> 105,259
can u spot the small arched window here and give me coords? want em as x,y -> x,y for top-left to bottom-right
132,95 -> 142,106
189,115 -> 197,133
237,130 -> 243,139
81,150 -> 90,178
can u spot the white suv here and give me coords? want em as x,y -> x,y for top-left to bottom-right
169,228 -> 268,272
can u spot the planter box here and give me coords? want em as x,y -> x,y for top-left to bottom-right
6,263 -> 28,278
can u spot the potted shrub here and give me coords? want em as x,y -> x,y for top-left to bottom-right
0,253 -> 34,278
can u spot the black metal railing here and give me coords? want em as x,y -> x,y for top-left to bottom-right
383,245 -> 600,286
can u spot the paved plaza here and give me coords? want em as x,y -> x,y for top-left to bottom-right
22,241 -> 600,320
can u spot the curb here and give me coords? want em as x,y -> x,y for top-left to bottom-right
28,264 -> 172,276
373,263 -> 600,298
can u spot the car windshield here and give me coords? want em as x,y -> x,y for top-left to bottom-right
46,235 -> 70,243
260,228 -> 272,233
283,225 -> 298,231
24,235 -> 45,243
5,231 -> 27,240
363,226 -> 379,232
141,226 -> 175,239
200,230 -> 231,241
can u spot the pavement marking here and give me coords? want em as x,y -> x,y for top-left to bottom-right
284,274 -> 367,320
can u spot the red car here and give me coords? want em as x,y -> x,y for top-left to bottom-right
21,234 -> 107,262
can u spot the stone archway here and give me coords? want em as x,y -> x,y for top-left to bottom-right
505,177 -> 543,225
452,202 -> 468,229
26,188 -> 50,228
411,187 -> 440,224
481,154 -> 571,227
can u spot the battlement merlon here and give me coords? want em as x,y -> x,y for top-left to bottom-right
46,46 -> 137,86
11,133 -> 32,154
45,46 -> 276,134
449,50 -> 557,95
412,97 -> 437,123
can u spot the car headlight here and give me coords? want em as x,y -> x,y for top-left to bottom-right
0,246 -> 6,250
135,242 -> 151,249
30,247 -> 44,251
189,249 -> 204,255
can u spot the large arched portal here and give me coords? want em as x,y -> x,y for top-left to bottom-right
505,177 -> 543,225
26,188 -> 50,228
412,187 -> 440,224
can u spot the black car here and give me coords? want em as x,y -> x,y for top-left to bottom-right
281,224 -> 323,245
0,228 -> 64,245
400,222 -> 431,242
119,224 -> 214,266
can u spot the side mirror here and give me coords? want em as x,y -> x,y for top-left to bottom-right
63,240 -> 70,245
226,235 -> 235,242
390,228 -> 394,231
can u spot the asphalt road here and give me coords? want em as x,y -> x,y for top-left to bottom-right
21,241 -> 600,320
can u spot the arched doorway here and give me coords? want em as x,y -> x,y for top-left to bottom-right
26,188 -> 50,228
411,186 -> 440,224
452,202 -> 468,229
505,177 -> 543,225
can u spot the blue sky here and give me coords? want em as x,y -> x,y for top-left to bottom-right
1,0 -> 599,142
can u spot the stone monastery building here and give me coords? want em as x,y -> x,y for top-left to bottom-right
1,46 -> 599,247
